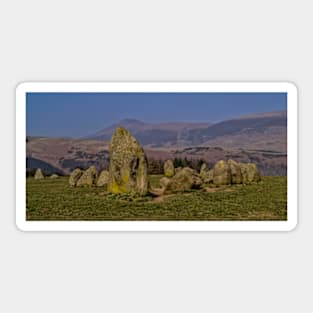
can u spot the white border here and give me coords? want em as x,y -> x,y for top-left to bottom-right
16,82 -> 298,231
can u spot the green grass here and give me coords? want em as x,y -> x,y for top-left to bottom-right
26,175 -> 287,221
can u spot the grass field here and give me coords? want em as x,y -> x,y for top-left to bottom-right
26,175 -> 287,221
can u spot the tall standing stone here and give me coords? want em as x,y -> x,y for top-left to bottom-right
164,159 -> 175,177
34,168 -> 44,179
108,127 -> 148,195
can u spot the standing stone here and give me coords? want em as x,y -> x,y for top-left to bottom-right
50,174 -> 59,179
200,163 -> 208,176
160,177 -> 171,188
240,163 -> 261,184
200,163 -> 213,183
77,166 -> 97,187
34,168 -> 44,179
213,160 -> 231,186
164,159 -> 175,177
228,159 -> 243,184
108,127 -> 148,195
164,167 -> 202,194
69,168 -> 83,187
175,167 -> 183,174
96,170 -> 109,187
205,169 -> 214,183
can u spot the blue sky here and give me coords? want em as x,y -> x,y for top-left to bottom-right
26,92 -> 287,137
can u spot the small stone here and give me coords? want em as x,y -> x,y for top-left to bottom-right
240,163 -> 261,184
228,159 -> 243,184
34,168 -> 44,179
69,168 -> 83,187
200,163 -> 213,183
213,160 -> 231,186
160,177 -> 171,188
200,163 -> 208,174
164,167 -> 202,194
164,159 -> 175,177
50,174 -> 59,179
205,170 -> 214,184
96,170 -> 109,187
77,166 -> 98,187
175,167 -> 183,174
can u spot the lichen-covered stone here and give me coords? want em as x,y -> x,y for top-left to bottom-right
200,163 -> 208,175
69,168 -> 83,187
204,169 -> 214,183
160,177 -> 171,188
213,160 -> 231,186
175,167 -> 183,174
200,163 -> 213,183
96,170 -> 109,187
164,159 -> 175,177
164,167 -> 202,194
239,163 -> 261,184
228,159 -> 243,184
34,168 -> 44,179
76,166 -> 97,187
50,174 -> 59,179
108,127 -> 148,195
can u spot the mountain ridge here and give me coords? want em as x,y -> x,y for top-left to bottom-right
85,110 -> 287,152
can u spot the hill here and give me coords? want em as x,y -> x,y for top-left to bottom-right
186,111 -> 287,149
26,137 -> 110,175
26,136 -> 286,176
26,157 -> 65,176
85,111 -> 287,152
85,118 -> 210,147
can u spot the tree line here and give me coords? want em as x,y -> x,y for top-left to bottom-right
148,157 -> 206,174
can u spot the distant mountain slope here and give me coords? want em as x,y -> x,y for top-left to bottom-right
235,111 -> 287,120
26,157 -> 65,176
26,137 -> 110,174
85,118 -> 210,147
202,126 -> 287,152
26,137 -> 287,176
189,111 -> 287,152
85,111 -> 287,152
186,111 -> 286,144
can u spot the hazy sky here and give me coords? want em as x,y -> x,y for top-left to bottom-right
26,92 -> 287,137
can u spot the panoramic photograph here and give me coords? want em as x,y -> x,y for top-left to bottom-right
25,91 -> 288,221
